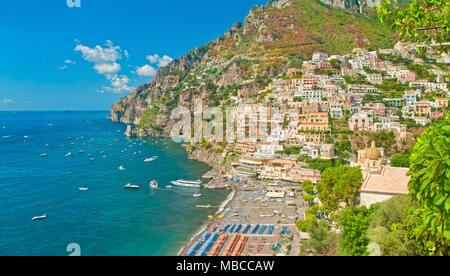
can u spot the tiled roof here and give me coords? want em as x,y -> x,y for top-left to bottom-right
360,167 -> 410,195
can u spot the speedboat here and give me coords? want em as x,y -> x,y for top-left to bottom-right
65,152 -> 72,157
79,187 -> 89,191
193,193 -> 202,198
144,156 -> 158,162
32,214 -> 47,221
40,154 -> 48,157
166,185 -> 173,189
119,166 -> 126,171
149,180 -> 158,189
124,184 -> 140,189
170,180 -> 203,188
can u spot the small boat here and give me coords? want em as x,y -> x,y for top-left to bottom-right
65,152 -> 72,157
149,180 -> 158,189
119,166 -> 126,171
124,184 -> 140,189
32,214 -> 47,221
78,150 -> 85,154
166,185 -> 173,189
79,187 -> 89,191
144,156 -> 158,163
40,154 -> 48,157
193,193 -> 202,198
170,179 -> 203,188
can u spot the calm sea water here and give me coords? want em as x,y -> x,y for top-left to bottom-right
0,111 -> 230,256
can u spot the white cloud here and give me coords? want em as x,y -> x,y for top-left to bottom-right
146,54 -> 173,67
65,60 -> 76,64
75,40 -> 122,65
60,65 -> 68,70
136,64 -> 157,77
75,40 -> 134,93
93,62 -> 121,76
101,75 -> 133,94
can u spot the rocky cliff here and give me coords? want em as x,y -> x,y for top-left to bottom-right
110,0 -> 395,137
319,0 -> 381,11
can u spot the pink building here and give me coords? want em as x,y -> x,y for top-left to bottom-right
349,112 -> 375,131
364,103 -> 386,117
415,102 -> 432,117
403,72 -> 416,83
290,168 -> 322,184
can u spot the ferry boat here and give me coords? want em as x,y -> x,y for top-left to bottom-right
170,179 -> 203,188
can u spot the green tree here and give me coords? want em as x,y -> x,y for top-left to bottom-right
302,180 -> 315,195
300,219 -> 338,256
408,114 -> 450,255
317,166 -> 363,212
366,196 -> 418,256
338,206 -> 376,256
378,0 -> 449,53
391,153 -> 411,168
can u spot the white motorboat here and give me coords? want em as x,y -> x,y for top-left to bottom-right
40,154 -> 48,157
119,166 -> 126,171
193,193 -> 202,198
170,179 -> 203,188
79,187 -> 89,191
149,180 -> 158,189
144,156 -> 158,163
124,184 -> 140,189
32,214 -> 47,221
65,152 -> 72,157
166,185 -> 173,189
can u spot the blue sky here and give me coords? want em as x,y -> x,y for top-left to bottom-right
0,0 -> 267,110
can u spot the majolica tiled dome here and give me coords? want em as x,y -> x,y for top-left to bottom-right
366,141 -> 381,160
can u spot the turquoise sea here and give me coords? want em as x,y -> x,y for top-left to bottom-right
0,111 -> 230,256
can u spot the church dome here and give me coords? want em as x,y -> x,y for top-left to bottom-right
366,141 -> 381,160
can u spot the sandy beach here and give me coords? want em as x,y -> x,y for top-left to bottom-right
179,177 -> 308,256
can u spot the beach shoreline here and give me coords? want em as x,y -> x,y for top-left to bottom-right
177,182 -> 237,256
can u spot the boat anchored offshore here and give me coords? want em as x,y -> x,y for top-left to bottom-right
124,183 -> 140,189
149,180 -> 158,189
79,187 -> 89,191
32,214 -> 47,221
193,193 -> 202,198
170,179 -> 203,188
144,156 -> 158,163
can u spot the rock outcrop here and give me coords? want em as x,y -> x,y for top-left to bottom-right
319,0 -> 381,12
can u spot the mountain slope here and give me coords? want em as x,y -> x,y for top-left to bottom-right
110,0 -> 395,136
